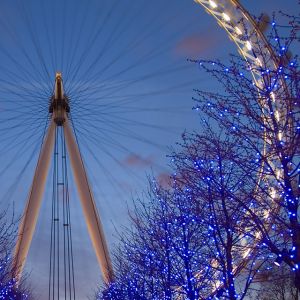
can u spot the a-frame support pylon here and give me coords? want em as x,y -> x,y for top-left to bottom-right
13,72 -> 114,284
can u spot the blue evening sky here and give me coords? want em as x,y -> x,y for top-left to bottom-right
0,0 -> 297,298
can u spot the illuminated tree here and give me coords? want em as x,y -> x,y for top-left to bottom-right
98,132 -> 268,300
0,211 -> 31,299
99,182 -> 214,300
98,11 -> 299,299
169,129 -> 270,299
191,13 -> 300,289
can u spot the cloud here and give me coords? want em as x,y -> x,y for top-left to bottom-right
123,153 -> 153,168
157,172 -> 172,188
174,30 -> 219,58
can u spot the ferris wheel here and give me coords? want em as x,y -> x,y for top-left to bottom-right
0,0 -> 291,298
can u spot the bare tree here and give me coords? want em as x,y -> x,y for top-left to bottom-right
0,209 -> 32,299
98,180 -> 221,300
255,264 -> 299,300
99,128 -> 268,300
98,11 -> 299,300
190,12 -> 300,289
169,129 -> 269,299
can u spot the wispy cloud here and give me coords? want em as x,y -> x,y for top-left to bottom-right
123,154 -> 153,168
157,172 -> 172,188
174,29 -> 219,58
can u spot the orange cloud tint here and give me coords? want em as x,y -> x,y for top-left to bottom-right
175,30 -> 219,58
157,172 -> 172,188
123,154 -> 153,168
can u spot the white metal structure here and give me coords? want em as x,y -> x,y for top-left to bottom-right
13,72 -> 114,284
194,0 -> 278,75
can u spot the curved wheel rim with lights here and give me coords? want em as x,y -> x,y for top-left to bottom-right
194,0 -> 289,293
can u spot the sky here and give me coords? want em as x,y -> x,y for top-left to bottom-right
0,0 -> 298,299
